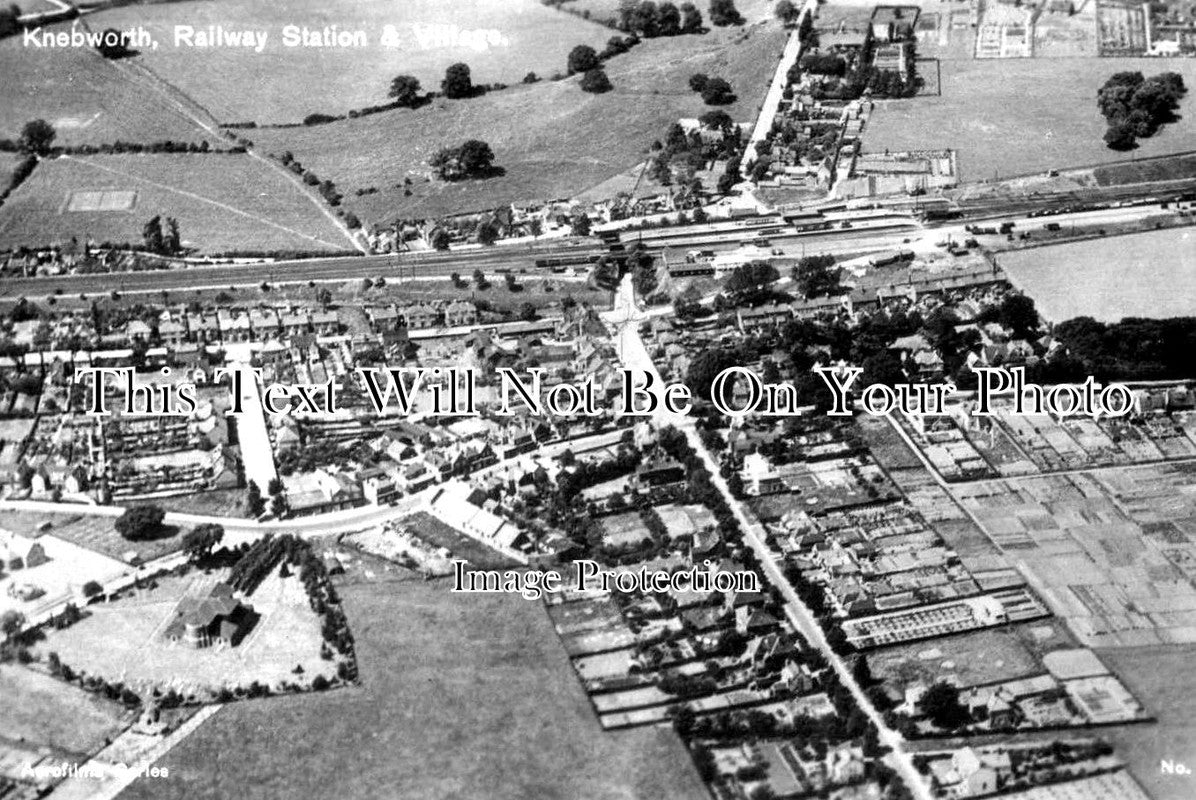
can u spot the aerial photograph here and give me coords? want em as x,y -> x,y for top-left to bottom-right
1,0 -> 1195,798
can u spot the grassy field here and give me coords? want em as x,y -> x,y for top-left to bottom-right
0,153 -> 355,254
248,23 -> 788,221
94,0 -> 614,124
118,567 -> 708,800
0,36 -> 219,147
864,58 -> 1196,182
0,509 -> 181,562
35,569 -> 333,697
0,664 -> 132,756
1000,227 -> 1196,322
1096,644 -> 1196,800
870,621 -> 1077,695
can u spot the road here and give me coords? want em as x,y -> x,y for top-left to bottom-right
601,276 -> 934,800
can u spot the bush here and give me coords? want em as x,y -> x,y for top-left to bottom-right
580,67 -> 613,94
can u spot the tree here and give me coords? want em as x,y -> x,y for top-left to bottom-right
82,580 -> 104,598
19,119 -> 56,156
316,287 -> 333,308
920,681 -> 970,730
270,493 -> 288,518
0,5 -> 19,38
1,610 -> 24,639
389,74 -> 423,107
859,351 -> 906,388
567,44 -> 600,75
1103,120 -> 1137,151
115,505 -> 167,541
143,216 -> 164,254
473,268 -> 489,289
680,2 -> 703,32
477,222 -> 499,245
459,139 -> 495,174
793,253 -> 840,299
997,293 -> 1040,338
699,109 -> 732,129
571,210 -> 592,236
774,0 -> 799,24
701,77 -> 736,105
519,302 -> 538,321
164,217 -> 181,254
580,66 -> 613,94
709,0 -> 743,26
441,62 -> 474,99
658,2 -> 682,35
183,524 -> 224,561
247,480 -> 266,517
431,229 -> 452,250
688,73 -> 709,92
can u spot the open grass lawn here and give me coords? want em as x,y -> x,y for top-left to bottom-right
0,153 -> 355,254
0,664 -> 132,756
34,569 -> 333,698
118,571 -> 708,800
248,24 -> 788,221
870,621 -> 1077,695
94,0 -> 614,125
0,509 -> 180,563
864,58 -> 1196,182
1000,227 -> 1196,323
0,36 -> 219,147
1094,644 -> 1196,800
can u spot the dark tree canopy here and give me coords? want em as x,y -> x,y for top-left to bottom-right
19,119 -> 56,156
709,0 -> 744,26
115,505 -> 168,541
580,66 -> 613,94
1097,70 -> 1187,150
441,62 -> 474,99
680,1 -> 704,31
430,139 -> 496,181
389,74 -> 423,107
700,77 -> 736,105
567,44 -> 600,74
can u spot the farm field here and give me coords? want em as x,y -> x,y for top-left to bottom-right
864,58 -> 1196,182
1000,227 -> 1196,322
118,567 -> 708,800
0,36 -> 219,147
93,0 -> 614,124
0,153 -> 356,254
0,664 -> 131,756
248,24 -> 788,221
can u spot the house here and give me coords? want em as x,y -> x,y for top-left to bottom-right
633,457 -> 686,490
158,318 -> 187,347
741,451 -> 785,496
163,583 -> 256,648
0,530 -> 49,570
444,300 -> 478,328
249,308 -> 282,340
358,467 -> 400,505
310,311 -> 340,335
399,304 -> 441,330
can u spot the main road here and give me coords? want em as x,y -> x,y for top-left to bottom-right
601,276 -> 934,800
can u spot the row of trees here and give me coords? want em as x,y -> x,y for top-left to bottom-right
616,0 -> 705,36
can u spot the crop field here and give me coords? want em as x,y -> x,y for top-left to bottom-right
0,664 -> 131,756
864,58 -> 1196,182
1000,227 -> 1196,322
94,0 -> 614,125
0,153 -> 356,254
249,25 -> 788,221
0,37 -> 219,147
119,566 -> 708,800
